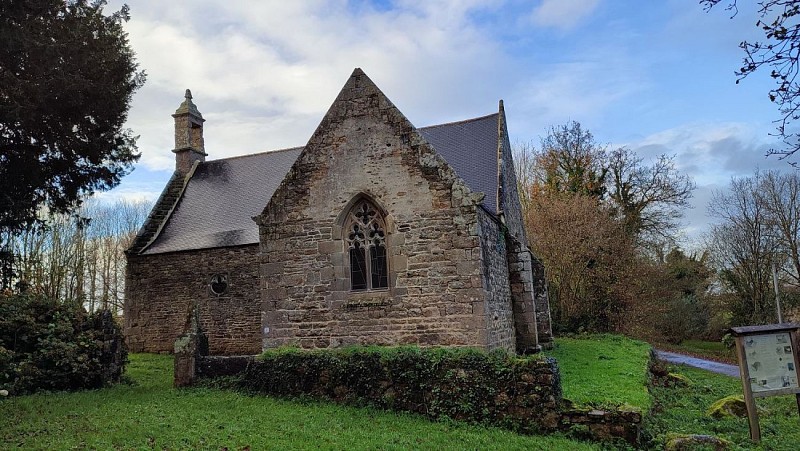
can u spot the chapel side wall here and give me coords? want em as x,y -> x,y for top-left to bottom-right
476,208 -> 516,353
498,112 -> 553,347
124,244 -> 261,355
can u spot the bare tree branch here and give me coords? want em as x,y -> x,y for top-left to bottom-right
703,0 -> 800,164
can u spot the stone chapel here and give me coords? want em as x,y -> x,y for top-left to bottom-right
124,69 -> 553,356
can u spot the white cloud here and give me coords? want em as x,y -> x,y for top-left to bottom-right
531,0 -> 601,30
623,121 -> 789,246
511,59 -> 645,133
627,122 -> 783,186
91,185 -> 163,205
109,0 -> 509,171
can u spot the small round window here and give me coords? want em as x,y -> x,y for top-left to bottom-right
209,274 -> 228,296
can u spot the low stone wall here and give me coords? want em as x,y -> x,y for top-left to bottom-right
187,350 -> 642,445
196,355 -> 254,378
175,323 -> 643,446
560,406 -> 642,445
229,347 -> 563,434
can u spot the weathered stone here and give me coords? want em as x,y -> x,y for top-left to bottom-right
665,434 -> 731,451
707,395 -> 748,418
174,306 -> 207,387
125,69 -> 554,356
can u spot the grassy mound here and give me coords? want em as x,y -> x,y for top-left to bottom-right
1,354 -> 602,450
545,334 -> 652,411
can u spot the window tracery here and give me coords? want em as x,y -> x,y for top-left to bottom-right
345,199 -> 388,290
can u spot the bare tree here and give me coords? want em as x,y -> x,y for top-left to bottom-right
608,148 -> 695,245
5,198 -> 151,313
513,139 -> 538,211
515,123 -> 695,245
532,121 -> 609,198
757,171 -> 800,287
708,173 -> 783,324
515,122 -> 699,335
703,0 -> 800,164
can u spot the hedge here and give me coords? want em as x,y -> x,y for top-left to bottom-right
234,346 -> 563,433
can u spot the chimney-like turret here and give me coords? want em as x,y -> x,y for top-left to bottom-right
172,89 -> 207,174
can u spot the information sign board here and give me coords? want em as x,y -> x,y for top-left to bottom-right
743,332 -> 798,393
730,323 -> 800,442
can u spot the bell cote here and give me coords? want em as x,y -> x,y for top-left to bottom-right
172,89 -> 207,174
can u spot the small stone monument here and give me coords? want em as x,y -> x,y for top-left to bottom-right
173,304 -> 208,387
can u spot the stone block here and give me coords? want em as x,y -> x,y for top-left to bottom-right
317,240 -> 339,254
391,254 -> 408,271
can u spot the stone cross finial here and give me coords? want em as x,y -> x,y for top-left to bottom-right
174,89 -> 202,119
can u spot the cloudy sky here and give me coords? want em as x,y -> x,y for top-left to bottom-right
102,0 -> 795,247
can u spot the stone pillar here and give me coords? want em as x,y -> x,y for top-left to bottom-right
174,305 -> 208,387
530,252 -> 553,348
507,239 -> 540,353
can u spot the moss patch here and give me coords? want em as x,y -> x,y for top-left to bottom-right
707,395 -> 747,419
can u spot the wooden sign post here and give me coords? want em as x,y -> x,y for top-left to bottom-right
730,323 -> 800,442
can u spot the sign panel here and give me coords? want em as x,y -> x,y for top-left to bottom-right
743,332 -> 798,393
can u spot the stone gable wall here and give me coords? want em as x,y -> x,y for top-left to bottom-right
257,71 -> 501,351
497,109 -> 526,245
124,244 -> 261,355
497,112 -> 553,347
258,127 -> 492,350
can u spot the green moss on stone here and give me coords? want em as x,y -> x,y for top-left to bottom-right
666,372 -> 692,387
665,433 -> 731,451
706,395 -> 747,419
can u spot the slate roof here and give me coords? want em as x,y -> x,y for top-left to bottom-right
417,113 -> 499,215
140,147 -> 301,254
138,113 -> 501,255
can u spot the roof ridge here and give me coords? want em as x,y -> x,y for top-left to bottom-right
206,146 -> 303,163
419,112 -> 498,130
200,115 -> 496,164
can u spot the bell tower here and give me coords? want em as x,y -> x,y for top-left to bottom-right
172,89 -> 207,174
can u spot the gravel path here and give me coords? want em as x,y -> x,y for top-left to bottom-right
655,350 -> 740,378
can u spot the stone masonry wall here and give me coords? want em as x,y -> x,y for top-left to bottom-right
531,254 -> 553,347
257,70 -> 495,351
125,244 -> 261,355
496,102 -> 527,246
477,208 -> 516,352
507,241 -> 540,353
497,104 -> 553,347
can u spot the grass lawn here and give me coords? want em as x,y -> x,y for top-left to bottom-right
10,336 -> 785,450
646,363 -> 800,450
545,334 -> 652,411
1,354 -> 603,450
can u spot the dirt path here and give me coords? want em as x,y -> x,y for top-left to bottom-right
655,350 -> 740,378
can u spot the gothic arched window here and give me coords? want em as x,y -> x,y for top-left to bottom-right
345,199 -> 388,291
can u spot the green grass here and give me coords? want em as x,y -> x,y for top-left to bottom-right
545,334 -> 653,411
13,337 -> 787,450
645,363 -> 800,450
1,354 -> 603,450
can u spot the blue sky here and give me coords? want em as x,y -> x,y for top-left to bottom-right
103,0 -> 795,246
